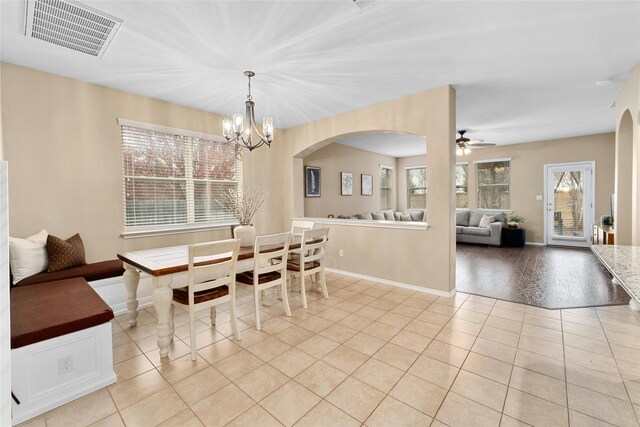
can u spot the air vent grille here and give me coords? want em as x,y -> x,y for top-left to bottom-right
25,0 -> 122,57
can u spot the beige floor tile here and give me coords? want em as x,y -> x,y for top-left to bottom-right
562,321 -> 607,342
569,410 -> 617,427
408,355 -> 460,389
514,349 -> 565,380
625,380 -> 640,405
426,303 -> 458,316
236,363 -> 290,401
526,305 -> 561,319
377,312 -> 413,329
260,380 -> 321,426
352,357 -> 404,393
494,300 -> 526,312
564,332 -> 614,358
368,298 -> 399,311
270,347 -> 318,377
119,388 -> 187,426
295,400 -> 360,427
479,325 -> 520,348
462,352 -> 513,385
145,340 -> 193,367
499,415 -> 530,427
112,331 -> 133,348
465,294 -> 496,307
133,334 -> 164,353
296,334 -> 340,359
261,317 -> 295,335
173,365 -> 230,406
461,300 -> 494,315
606,330 -> 640,350
517,335 -> 564,360
191,327 -> 226,350
436,391 -> 502,427
373,342 -> 419,371
520,323 -> 563,344
509,366 -> 567,406
192,383 -> 254,427
484,316 -> 523,334
114,354 -> 155,383
403,319 -> 442,339
491,307 -> 526,322
215,349 -> 263,380
197,337 -> 243,365
564,347 -> 620,377
390,330 -> 432,353
453,308 -> 489,325
322,345 -> 369,374
318,323 -> 359,344
326,377 -> 386,422
362,321 -> 402,340
89,413 -> 125,427
344,332 -> 386,356
416,310 -> 452,327
423,340 -> 469,368
353,305 -> 386,321
339,313 -> 375,331
389,373 -> 448,417
365,395 -> 433,427
349,293 -> 377,305
246,336 -> 292,362
17,416 -> 46,427
611,344 -> 640,365
565,363 -> 629,401
46,390 -> 117,427
523,313 -> 562,331
108,369 -> 169,410
472,337 -> 517,364
335,300 -> 365,312
226,405 -> 283,427
235,327 -> 270,348
157,353 -> 210,384
295,360 -> 348,397
435,327 -> 477,350
563,311 -> 603,328
618,360 -> 640,382
567,383 -> 638,427
390,303 -> 423,319
503,387 -> 568,427
445,317 -> 484,336
277,324 -> 316,346
157,408 -> 204,427
113,341 -> 143,364
450,369 -> 507,412
298,315 -> 334,333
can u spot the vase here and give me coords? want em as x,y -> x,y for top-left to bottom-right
508,222 -> 519,228
233,225 -> 256,247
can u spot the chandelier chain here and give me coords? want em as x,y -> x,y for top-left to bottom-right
247,75 -> 252,101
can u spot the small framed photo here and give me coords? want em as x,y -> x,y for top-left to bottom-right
305,166 -> 321,197
341,172 -> 353,196
361,174 -> 373,196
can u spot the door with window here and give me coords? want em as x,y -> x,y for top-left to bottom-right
545,162 -> 594,247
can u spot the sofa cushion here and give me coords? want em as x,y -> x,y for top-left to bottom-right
47,233 -> 86,272
394,212 -> 402,221
356,212 -> 373,220
479,215 -> 496,228
399,213 -> 412,221
371,211 -> 385,220
493,212 -> 506,223
9,229 -> 49,285
15,259 -> 125,287
462,227 -> 491,237
456,210 -> 470,226
469,211 -> 485,227
409,211 -> 424,221
10,278 -> 114,349
456,226 -> 463,234
382,210 -> 395,221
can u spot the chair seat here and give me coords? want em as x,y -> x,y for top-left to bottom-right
287,260 -> 321,272
172,285 -> 229,305
236,271 -> 282,285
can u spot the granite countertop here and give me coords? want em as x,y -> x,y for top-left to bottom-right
591,245 -> 640,303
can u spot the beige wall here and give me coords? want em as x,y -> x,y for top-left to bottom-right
303,143 -> 397,217
397,154 -> 427,212
615,64 -> 640,246
458,133 -> 615,243
0,62 -> 276,262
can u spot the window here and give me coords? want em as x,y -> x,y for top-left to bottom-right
456,163 -> 469,208
476,159 -> 510,209
121,122 -> 242,232
379,166 -> 392,209
406,167 -> 427,209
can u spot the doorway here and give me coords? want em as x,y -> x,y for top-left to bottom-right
544,161 -> 595,247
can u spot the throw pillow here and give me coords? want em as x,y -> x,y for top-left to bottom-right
456,210 -> 470,226
410,211 -> 424,221
356,212 -> 373,220
394,212 -> 402,221
383,210 -> 395,221
469,211 -> 485,227
47,233 -> 87,272
478,215 -> 496,228
371,211 -> 385,220
9,229 -> 49,285
400,213 -> 412,221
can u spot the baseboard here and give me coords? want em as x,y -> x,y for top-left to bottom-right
525,242 -> 545,246
110,296 -> 155,316
325,268 -> 456,298
89,275 -> 154,315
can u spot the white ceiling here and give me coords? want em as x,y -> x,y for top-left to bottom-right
1,1 -> 639,151
337,133 -> 426,157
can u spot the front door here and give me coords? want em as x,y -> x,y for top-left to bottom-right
545,162 -> 595,247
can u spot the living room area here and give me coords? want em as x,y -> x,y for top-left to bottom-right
1,1 -> 640,426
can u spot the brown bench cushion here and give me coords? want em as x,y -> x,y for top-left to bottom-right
15,259 -> 124,287
11,278 -> 114,349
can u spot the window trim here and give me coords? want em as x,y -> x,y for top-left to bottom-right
117,118 -> 226,144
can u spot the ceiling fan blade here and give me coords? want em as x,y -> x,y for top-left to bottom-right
468,143 -> 496,148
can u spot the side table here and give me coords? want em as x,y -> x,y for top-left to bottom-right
502,227 -> 526,247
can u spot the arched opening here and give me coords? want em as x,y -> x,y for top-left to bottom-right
615,109 -> 634,245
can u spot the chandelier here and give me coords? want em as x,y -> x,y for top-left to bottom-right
222,71 -> 273,151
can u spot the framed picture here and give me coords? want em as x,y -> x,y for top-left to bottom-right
361,174 -> 373,196
305,166 -> 321,197
341,172 -> 353,196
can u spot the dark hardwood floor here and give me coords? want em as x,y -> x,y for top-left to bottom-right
456,243 -> 630,309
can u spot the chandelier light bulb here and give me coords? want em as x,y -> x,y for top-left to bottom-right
456,146 -> 464,156
263,116 -> 273,138
464,147 -> 471,155
222,119 -> 232,139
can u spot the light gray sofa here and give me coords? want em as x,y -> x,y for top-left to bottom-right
456,209 -> 505,246
337,209 -> 425,222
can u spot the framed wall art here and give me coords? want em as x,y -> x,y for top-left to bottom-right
305,166 -> 321,197
361,174 -> 373,196
341,172 -> 353,196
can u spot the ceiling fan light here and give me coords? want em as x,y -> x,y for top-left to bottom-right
464,147 -> 471,155
456,147 -> 464,156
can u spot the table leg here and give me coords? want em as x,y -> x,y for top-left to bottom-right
153,275 -> 173,358
122,263 -> 140,327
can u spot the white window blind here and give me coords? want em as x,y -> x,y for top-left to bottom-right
476,160 -> 510,209
406,167 -> 427,209
380,166 -> 392,209
121,125 -> 242,231
456,163 -> 469,208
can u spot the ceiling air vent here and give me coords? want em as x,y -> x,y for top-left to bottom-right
24,0 -> 122,58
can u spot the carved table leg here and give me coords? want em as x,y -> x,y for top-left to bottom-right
122,263 -> 140,327
153,275 -> 173,358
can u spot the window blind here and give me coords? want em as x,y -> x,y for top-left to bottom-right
456,164 -> 469,208
379,166 -> 392,209
406,167 -> 426,209
476,160 -> 510,209
121,125 -> 242,230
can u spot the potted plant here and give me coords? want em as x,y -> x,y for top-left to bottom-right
506,212 -> 525,229
220,187 -> 267,246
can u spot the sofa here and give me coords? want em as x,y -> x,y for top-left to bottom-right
456,209 -> 506,246
337,209 -> 426,222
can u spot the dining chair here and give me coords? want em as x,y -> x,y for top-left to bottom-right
291,219 -> 315,237
171,239 -> 241,361
236,232 -> 292,330
287,227 -> 329,309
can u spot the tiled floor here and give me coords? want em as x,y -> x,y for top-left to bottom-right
20,273 -> 640,426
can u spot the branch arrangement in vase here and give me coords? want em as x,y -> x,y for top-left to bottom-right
219,187 -> 267,225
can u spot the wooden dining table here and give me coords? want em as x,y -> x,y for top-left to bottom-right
117,240 -> 304,358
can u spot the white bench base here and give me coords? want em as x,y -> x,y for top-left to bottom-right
90,275 -> 154,316
11,322 -> 116,425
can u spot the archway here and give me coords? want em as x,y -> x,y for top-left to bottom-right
615,109 -> 634,245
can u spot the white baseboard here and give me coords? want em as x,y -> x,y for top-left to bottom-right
89,275 -> 154,316
525,242 -> 545,246
110,296 -> 155,316
325,268 -> 456,298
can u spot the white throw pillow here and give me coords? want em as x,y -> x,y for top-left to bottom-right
478,215 -> 496,229
9,229 -> 48,285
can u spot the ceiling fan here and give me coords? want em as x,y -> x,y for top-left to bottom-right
456,130 -> 496,156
